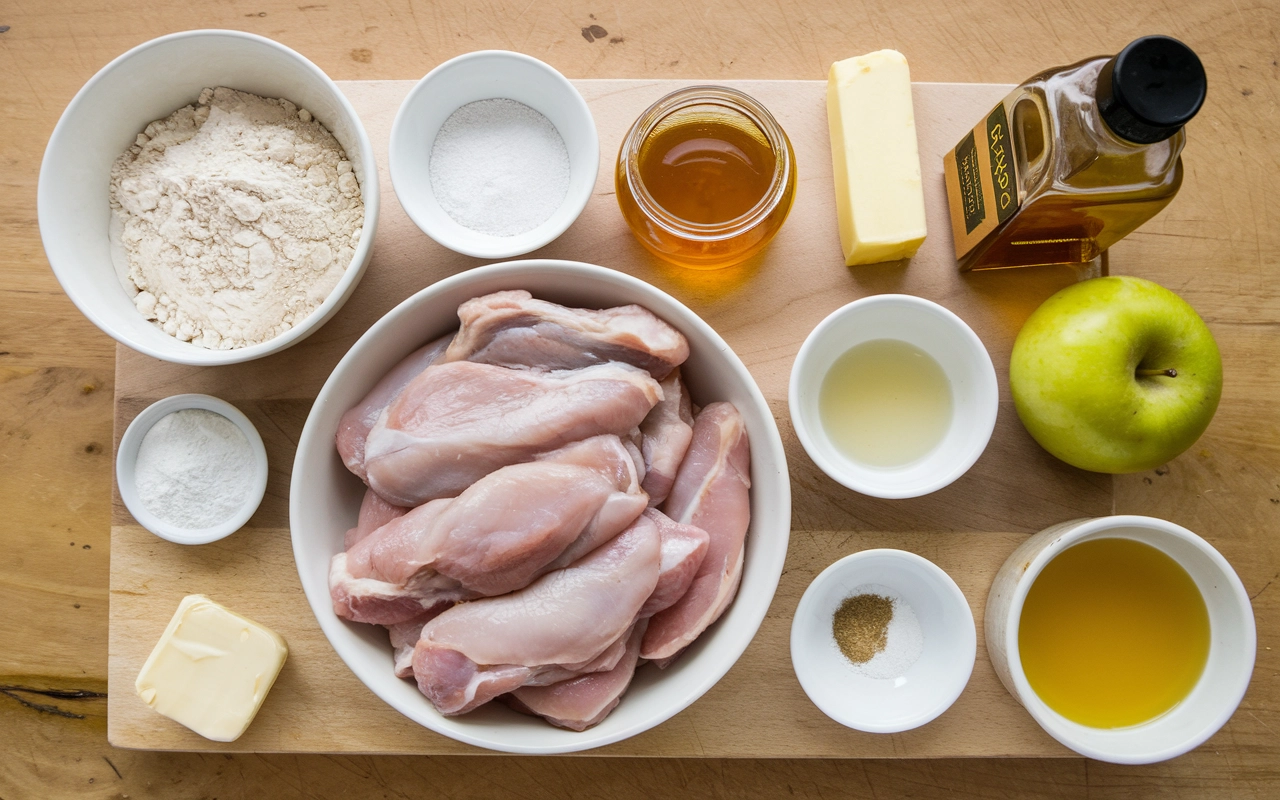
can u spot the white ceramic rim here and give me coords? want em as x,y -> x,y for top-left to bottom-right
387,49 -> 599,259
116,394 -> 269,545
1002,514 -> 1258,764
787,294 -> 999,499
37,29 -> 381,366
790,548 -> 977,733
290,258 -> 790,753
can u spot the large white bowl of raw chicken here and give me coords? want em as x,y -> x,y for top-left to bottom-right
291,259 -> 790,753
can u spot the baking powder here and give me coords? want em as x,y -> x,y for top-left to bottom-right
135,409 -> 256,530
429,98 -> 570,237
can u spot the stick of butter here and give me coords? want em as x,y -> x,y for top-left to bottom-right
135,594 -> 288,742
826,49 -> 928,265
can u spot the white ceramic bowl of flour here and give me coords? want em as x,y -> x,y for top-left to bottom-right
791,549 -> 976,733
38,30 -> 379,366
389,50 -> 599,259
117,394 -> 269,545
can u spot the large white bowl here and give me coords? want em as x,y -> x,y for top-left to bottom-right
290,260 -> 790,753
38,30 -> 380,365
986,515 -> 1256,764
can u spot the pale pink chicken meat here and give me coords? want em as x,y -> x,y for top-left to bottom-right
363,361 -> 662,507
329,544 -> 456,626
445,290 -> 690,379
638,368 -> 694,507
639,508 -> 710,619
330,436 -> 647,625
335,333 -> 453,481
642,402 -> 751,663
344,486 -> 409,550
411,515 -> 661,715
504,621 -> 648,731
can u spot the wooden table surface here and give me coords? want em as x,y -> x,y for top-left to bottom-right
2,1 -> 1277,797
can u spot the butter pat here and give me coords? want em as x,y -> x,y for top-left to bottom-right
135,594 -> 288,742
826,50 -> 928,265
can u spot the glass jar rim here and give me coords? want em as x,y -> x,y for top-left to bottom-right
618,85 -> 794,242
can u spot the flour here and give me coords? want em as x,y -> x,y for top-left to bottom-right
109,87 -> 364,350
429,98 -> 570,237
135,409 -> 257,530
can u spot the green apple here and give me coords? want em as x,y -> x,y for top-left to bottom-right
1010,276 -> 1222,474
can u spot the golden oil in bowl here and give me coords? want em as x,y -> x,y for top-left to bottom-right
1018,537 -> 1210,728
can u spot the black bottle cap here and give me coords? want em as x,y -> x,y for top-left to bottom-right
1097,36 -> 1207,144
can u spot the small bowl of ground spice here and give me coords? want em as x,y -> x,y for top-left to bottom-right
790,549 -> 976,733
116,394 -> 269,545
389,50 -> 598,259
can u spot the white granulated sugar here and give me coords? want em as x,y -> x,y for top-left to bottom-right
837,584 -> 925,680
134,409 -> 256,530
109,87 -> 364,350
429,98 -> 571,237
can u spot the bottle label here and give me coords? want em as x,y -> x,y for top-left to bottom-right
944,100 -> 1022,259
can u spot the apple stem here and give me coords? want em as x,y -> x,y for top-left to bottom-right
1136,367 -> 1178,378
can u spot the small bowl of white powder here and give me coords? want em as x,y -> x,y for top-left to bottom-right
790,548 -> 977,733
389,50 -> 598,259
117,394 -> 268,545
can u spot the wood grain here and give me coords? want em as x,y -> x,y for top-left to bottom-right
3,0 -> 1278,796
107,79 -> 1109,755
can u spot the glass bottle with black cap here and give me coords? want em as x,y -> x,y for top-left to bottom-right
943,36 -> 1207,271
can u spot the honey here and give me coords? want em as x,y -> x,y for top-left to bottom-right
616,87 -> 796,270
1018,537 -> 1210,728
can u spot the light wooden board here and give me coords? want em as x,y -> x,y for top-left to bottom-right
107,78 -> 1115,756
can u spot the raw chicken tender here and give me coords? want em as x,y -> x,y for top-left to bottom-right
638,369 -> 694,507
642,403 -> 751,662
505,621 -> 648,731
331,436 -> 647,624
364,361 -> 662,506
336,333 -> 453,481
411,515 -> 661,715
639,508 -> 710,619
344,486 -> 408,550
446,290 -> 690,379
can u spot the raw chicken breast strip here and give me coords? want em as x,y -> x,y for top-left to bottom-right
335,333 -> 453,481
495,508 -> 709,729
411,515 -> 661,715
639,508 -> 710,618
445,290 -> 689,379
364,360 -> 662,507
344,486 -> 409,550
331,436 -> 647,624
638,368 -> 694,506
505,621 -> 649,731
641,402 -> 751,662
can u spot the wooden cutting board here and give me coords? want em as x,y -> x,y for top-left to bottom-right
108,79 -> 1112,756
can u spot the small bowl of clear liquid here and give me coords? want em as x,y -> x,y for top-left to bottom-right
788,295 -> 998,498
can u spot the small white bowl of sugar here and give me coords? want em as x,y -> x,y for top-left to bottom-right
117,394 -> 269,545
389,50 -> 599,259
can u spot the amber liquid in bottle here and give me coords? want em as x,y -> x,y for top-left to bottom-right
958,58 -> 1185,271
616,88 -> 797,270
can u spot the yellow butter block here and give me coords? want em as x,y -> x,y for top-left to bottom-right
826,50 -> 928,265
135,594 -> 288,742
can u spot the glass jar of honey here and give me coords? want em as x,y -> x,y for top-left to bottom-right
615,87 -> 796,270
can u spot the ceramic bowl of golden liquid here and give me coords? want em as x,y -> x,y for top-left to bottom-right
985,515 -> 1255,764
